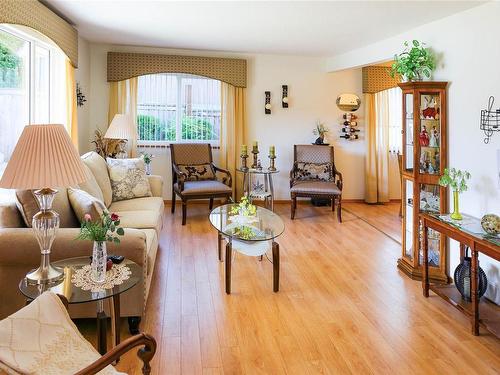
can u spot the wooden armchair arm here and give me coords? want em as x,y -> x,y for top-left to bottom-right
289,163 -> 298,188
172,164 -> 187,191
213,165 -> 232,187
75,333 -> 157,375
333,168 -> 343,191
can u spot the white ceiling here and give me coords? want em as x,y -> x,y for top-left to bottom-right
47,1 -> 482,56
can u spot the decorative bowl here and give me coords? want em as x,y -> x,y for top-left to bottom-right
481,214 -> 500,235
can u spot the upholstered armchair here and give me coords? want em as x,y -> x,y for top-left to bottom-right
0,292 -> 156,375
289,145 -> 343,222
170,143 -> 232,225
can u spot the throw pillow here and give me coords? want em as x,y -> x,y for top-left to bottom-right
78,164 -> 105,203
296,162 -> 332,181
67,188 -> 108,223
106,158 -> 152,202
177,163 -> 216,181
15,189 -> 80,228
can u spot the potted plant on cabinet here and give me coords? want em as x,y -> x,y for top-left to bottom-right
390,40 -> 436,82
439,168 -> 471,220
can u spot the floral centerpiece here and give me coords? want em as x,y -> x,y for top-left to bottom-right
438,168 -> 471,220
141,152 -> 154,175
227,195 -> 261,240
313,121 -> 329,145
76,212 -> 125,283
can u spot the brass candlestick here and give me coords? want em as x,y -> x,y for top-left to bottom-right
251,150 -> 259,169
240,154 -> 249,171
268,155 -> 277,171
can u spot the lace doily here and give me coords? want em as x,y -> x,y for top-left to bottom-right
71,264 -> 131,292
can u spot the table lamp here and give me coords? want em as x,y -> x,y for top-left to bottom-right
105,114 -> 137,159
0,124 -> 87,284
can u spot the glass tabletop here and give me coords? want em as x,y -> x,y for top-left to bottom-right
209,204 -> 285,241
431,213 -> 500,247
19,257 -> 142,304
236,168 -> 280,174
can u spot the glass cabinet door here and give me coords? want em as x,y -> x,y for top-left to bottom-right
403,179 -> 414,260
418,183 -> 442,267
418,93 -> 441,175
404,93 -> 414,171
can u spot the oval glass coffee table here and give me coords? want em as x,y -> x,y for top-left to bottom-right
209,204 -> 285,294
19,256 -> 142,355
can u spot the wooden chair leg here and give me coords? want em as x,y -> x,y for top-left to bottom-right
291,196 -> 296,219
331,197 -> 335,212
182,201 -> 187,225
171,189 -> 176,213
337,197 -> 342,223
209,198 -> 214,210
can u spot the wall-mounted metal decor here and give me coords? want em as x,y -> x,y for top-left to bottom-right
339,113 -> 360,140
76,83 -> 86,107
265,91 -> 271,114
336,93 -> 361,112
282,85 -> 289,108
480,96 -> 500,144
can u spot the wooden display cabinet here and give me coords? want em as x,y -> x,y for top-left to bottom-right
397,81 -> 449,284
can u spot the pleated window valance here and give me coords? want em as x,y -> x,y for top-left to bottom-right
0,0 -> 78,67
362,66 -> 400,94
107,52 -> 247,88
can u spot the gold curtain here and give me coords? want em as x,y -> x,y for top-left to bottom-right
365,92 -> 390,203
220,82 -> 247,199
65,58 -> 78,151
107,78 -> 138,157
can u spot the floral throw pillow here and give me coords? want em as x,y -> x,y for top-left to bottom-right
296,162 -> 332,181
178,163 -> 216,181
107,158 -> 152,202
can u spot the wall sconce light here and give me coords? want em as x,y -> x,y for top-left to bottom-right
282,85 -> 289,108
265,91 -> 271,114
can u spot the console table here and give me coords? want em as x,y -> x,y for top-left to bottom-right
420,213 -> 500,337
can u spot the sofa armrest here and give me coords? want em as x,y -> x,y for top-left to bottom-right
147,175 -> 164,198
0,228 -> 147,267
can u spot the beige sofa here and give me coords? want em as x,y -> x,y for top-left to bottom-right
0,152 -> 164,332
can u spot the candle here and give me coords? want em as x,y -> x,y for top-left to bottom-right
252,141 -> 258,153
241,144 -> 248,156
269,145 -> 275,157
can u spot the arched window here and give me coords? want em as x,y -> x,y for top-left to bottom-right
137,73 -> 221,144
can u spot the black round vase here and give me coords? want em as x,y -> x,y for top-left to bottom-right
453,257 -> 488,302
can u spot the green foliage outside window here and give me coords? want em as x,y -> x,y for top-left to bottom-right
0,42 -> 21,88
137,114 -> 217,141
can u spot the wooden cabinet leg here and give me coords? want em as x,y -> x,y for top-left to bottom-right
471,249 -> 479,335
422,222 -> 429,298
225,242 -> 232,294
272,242 -> 280,292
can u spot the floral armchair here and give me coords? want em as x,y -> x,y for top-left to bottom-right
170,143 -> 232,225
289,145 -> 343,222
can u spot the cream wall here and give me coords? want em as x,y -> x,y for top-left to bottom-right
85,43 -> 366,200
74,36 -> 91,153
326,2 -> 500,303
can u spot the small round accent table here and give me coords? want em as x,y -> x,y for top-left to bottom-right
19,256 -> 142,356
237,168 -> 279,211
209,204 -> 285,294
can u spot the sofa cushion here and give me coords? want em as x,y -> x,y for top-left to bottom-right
296,162 -> 332,181
109,197 -> 164,217
177,163 -> 216,181
68,188 -> 108,223
107,158 -> 152,202
142,229 -> 158,277
175,180 -> 232,195
78,164 -> 104,202
15,189 -> 79,228
81,152 -> 113,207
112,210 -> 162,234
290,181 -> 341,195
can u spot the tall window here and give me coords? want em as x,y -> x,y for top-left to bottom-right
0,25 -> 66,177
137,73 -> 221,144
387,87 -> 402,153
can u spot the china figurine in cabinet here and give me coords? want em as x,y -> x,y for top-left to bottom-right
397,81 -> 449,284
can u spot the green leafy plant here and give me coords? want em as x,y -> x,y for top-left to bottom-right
0,42 -> 21,88
313,121 -> 329,137
390,40 -> 436,81
439,168 -> 471,193
137,114 -> 217,141
141,152 -> 154,164
76,212 -> 125,244
230,194 -> 257,217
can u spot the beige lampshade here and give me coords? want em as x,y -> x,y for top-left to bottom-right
0,124 -> 87,189
105,114 -> 137,140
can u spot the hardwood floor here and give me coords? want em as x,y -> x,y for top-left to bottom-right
81,202 -> 499,374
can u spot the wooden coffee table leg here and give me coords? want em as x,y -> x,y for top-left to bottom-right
272,242 -> 280,292
225,242 -> 232,294
96,300 -> 107,355
218,232 -> 223,261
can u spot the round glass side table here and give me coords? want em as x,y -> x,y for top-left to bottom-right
209,204 -> 285,294
19,256 -> 142,355
236,168 -> 279,211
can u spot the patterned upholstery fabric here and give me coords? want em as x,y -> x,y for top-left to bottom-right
290,181 -> 341,195
171,144 -> 212,165
296,162 -> 332,181
175,181 -> 232,195
295,145 -> 333,164
107,158 -> 152,202
178,163 -> 216,181
0,292 -> 123,374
